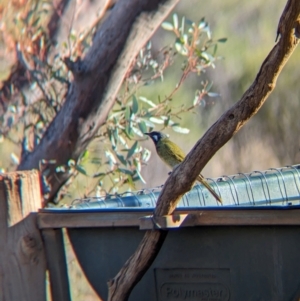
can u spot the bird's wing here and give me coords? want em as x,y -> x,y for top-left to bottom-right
157,143 -> 185,169
197,174 -> 222,204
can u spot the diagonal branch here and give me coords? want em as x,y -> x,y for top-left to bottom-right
107,0 -> 300,300
17,0 -> 181,204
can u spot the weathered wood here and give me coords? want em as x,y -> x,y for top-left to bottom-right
38,211 -> 149,229
37,208 -> 300,229
139,209 -> 300,229
42,229 -> 71,301
0,170 -> 46,301
107,1 -> 300,300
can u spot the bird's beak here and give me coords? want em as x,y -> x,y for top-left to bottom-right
144,132 -> 150,136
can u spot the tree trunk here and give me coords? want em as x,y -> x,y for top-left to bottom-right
18,0 -> 180,205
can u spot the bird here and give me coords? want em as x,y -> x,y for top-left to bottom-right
145,131 -> 222,204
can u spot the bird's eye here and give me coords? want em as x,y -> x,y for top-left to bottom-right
152,134 -> 158,142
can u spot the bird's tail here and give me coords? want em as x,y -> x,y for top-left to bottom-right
197,175 -> 222,204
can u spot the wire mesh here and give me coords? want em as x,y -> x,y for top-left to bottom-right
62,164 -> 300,210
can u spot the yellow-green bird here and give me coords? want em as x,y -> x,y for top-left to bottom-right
145,131 -> 222,204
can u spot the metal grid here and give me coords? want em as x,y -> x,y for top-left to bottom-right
66,165 -> 300,209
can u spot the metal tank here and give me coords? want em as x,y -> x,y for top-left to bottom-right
40,165 -> 300,301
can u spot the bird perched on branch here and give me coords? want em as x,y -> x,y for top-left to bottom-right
145,131 -> 222,204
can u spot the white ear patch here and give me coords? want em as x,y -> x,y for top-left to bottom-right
152,134 -> 158,142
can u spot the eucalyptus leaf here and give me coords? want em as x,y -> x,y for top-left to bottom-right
173,14 -> 178,30
180,16 -> 185,34
139,97 -> 157,108
138,120 -> 147,134
175,42 -> 188,56
118,168 -> 133,176
207,92 -> 220,97
132,95 -> 139,114
149,117 -> 164,124
80,150 -> 89,161
139,118 -> 155,128
116,153 -> 127,166
132,126 -> 144,137
93,172 -> 106,178
105,150 -> 117,165
125,124 -> 134,138
91,157 -> 101,164
136,168 -> 146,184
127,141 -> 138,159
172,126 -> 190,134
75,165 -> 87,175
125,106 -> 131,120
206,81 -> 214,92
161,22 -> 174,31
218,38 -> 227,43
119,136 -> 129,148
142,149 -> 151,162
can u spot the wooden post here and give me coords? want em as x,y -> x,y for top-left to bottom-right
42,229 -> 71,301
0,170 -> 46,301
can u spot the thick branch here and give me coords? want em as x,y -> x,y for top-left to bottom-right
18,0 -> 180,203
107,1 -> 300,300
0,0 -> 69,112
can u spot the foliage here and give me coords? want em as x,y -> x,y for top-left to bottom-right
0,4 -> 226,203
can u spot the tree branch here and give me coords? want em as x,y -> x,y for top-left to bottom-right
17,0 -> 181,203
107,0 -> 300,300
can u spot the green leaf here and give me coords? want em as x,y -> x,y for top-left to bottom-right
217,38 -> 227,43
164,116 -> 170,127
91,157 -> 101,164
132,95 -> 139,114
206,81 -> 214,92
127,141 -> 138,159
175,40 -> 188,56
118,168 -> 133,175
125,124 -> 134,138
139,97 -> 157,108
116,153 -> 127,166
200,52 -> 210,62
93,172 -> 106,178
113,128 -> 119,146
138,120 -> 147,134
136,168 -> 146,184
108,129 -> 116,148
172,126 -> 190,134
127,175 -> 135,189
161,22 -> 174,31
133,158 -> 141,172
132,126 -> 143,137
139,118 -> 155,128
212,44 -> 218,56
173,14 -> 178,30
80,150 -> 89,161
75,165 -> 87,175
125,106 -> 131,120
142,148 -> 151,162
198,17 -> 206,30
180,16 -> 185,35
207,92 -> 220,97
149,117 -> 164,124
105,151 -> 117,165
